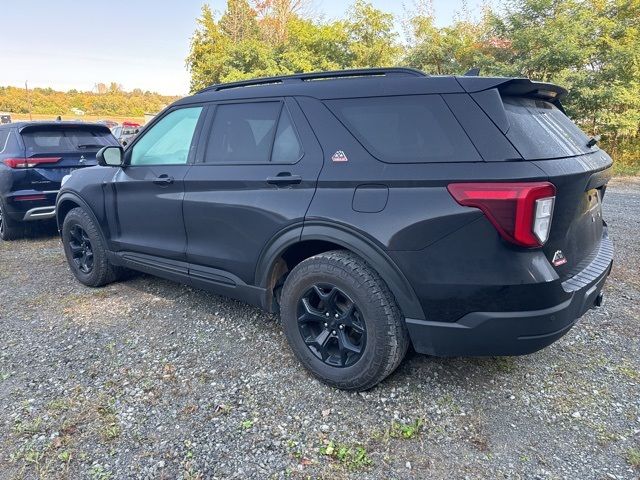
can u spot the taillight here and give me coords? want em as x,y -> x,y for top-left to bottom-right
2,157 -> 61,168
447,182 -> 556,247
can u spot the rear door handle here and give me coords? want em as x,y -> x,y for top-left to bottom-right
267,173 -> 302,186
153,174 -> 174,186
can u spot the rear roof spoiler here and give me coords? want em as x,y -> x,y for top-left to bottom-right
455,76 -> 567,102
455,77 -> 568,133
18,123 -> 112,134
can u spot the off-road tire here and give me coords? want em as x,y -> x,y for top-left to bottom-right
62,207 -> 121,287
280,250 -> 410,391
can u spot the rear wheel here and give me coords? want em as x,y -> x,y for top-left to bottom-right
280,250 -> 409,391
62,207 -> 120,287
0,200 -> 23,241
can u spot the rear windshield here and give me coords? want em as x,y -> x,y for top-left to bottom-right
326,95 -> 481,163
22,128 -> 115,154
503,97 -> 593,160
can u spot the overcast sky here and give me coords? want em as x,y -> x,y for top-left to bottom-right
0,0 -> 488,95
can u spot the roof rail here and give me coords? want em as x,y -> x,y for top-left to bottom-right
197,67 -> 427,94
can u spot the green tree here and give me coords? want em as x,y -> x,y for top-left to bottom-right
346,0 -> 400,67
220,0 -> 259,42
186,4 -> 231,90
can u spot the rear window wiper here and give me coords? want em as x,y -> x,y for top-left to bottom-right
76,143 -> 104,149
586,135 -> 601,148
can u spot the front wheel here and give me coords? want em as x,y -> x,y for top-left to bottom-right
61,207 -> 120,287
280,250 -> 409,391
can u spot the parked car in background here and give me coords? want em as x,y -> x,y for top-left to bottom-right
1,114 -> 11,124
98,119 -> 119,129
111,124 -> 140,147
0,122 -> 118,240
56,68 -> 613,390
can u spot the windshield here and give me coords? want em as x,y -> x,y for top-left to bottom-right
503,97 -> 593,160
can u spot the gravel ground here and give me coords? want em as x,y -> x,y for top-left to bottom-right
0,178 -> 638,480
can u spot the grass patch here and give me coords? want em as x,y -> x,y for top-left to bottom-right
389,419 -> 423,439
240,419 -> 254,430
491,356 -> 517,373
616,362 -> 638,381
612,161 -> 640,176
97,398 -> 121,441
320,441 -> 372,471
626,448 -> 640,469
13,416 -> 43,436
90,464 -> 113,480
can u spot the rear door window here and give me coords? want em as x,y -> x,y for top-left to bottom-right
204,102 -> 296,164
326,95 -> 481,163
22,128 -> 115,154
270,107 -> 303,163
502,97 -> 592,160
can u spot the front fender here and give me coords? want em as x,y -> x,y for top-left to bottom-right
56,191 -> 109,247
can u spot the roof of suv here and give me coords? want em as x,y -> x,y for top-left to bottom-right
176,68 -> 567,106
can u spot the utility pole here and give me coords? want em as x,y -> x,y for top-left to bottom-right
25,81 -> 32,121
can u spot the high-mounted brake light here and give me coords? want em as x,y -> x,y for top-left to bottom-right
447,182 -> 556,247
2,157 -> 61,169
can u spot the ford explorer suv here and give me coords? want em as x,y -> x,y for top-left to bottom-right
0,122 -> 118,240
56,68 -> 613,390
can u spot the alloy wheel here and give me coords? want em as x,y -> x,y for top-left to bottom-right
296,284 -> 367,368
68,224 -> 94,273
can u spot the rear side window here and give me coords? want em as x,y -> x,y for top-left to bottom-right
22,128 -> 115,154
503,97 -> 591,160
326,95 -> 481,163
204,102 -> 301,164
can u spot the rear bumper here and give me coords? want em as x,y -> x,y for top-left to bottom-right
2,190 -> 58,222
22,206 -> 56,221
407,236 -> 613,356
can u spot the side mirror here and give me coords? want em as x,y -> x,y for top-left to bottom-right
97,146 -> 124,167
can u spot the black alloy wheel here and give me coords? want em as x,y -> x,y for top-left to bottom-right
68,224 -> 94,273
297,284 -> 367,368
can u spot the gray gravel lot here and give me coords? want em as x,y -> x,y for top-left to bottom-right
1,178 -> 638,480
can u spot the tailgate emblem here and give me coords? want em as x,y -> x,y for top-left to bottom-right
552,250 -> 567,267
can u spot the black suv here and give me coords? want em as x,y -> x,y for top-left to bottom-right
56,68 -> 613,390
0,122 -> 118,240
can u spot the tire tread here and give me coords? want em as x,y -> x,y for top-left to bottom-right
281,250 -> 409,391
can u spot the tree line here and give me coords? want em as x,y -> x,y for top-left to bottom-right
186,0 -> 640,174
0,83 -> 178,118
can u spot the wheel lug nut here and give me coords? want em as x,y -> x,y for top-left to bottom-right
332,330 -> 336,335
339,324 -> 344,329
325,312 -> 330,317
323,322 -> 328,327
334,314 -> 339,318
